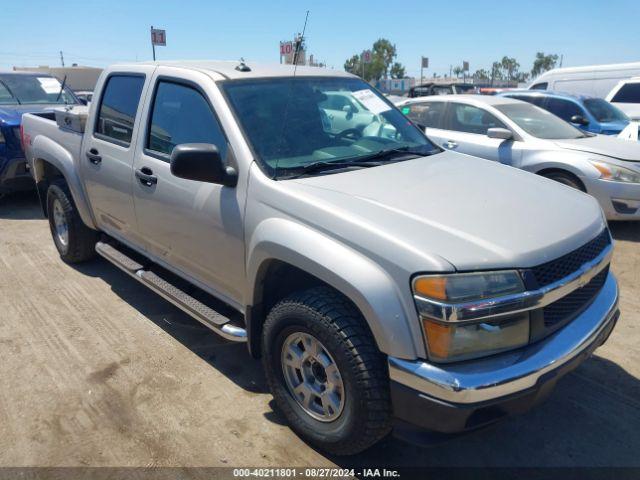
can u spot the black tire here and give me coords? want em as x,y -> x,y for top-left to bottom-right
262,286 -> 392,455
46,178 -> 98,263
542,171 -> 586,192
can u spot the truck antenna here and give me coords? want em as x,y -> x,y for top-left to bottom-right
273,10 -> 310,180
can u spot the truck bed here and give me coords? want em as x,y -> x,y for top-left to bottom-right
22,111 -> 84,171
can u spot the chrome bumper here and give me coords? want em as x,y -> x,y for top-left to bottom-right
389,272 -> 619,404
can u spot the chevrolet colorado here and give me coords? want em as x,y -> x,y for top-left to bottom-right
22,61 -> 619,455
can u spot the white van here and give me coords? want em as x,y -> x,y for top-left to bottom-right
606,77 -> 640,120
528,62 -> 640,98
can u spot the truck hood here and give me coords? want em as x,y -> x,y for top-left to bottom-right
0,105 -> 59,126
289,152 -> 605,271
554,134 -> 640,161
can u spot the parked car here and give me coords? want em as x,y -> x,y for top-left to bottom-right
73,90 -> 94,104
396,95 -> 640,220
408,82 -> 476,98
606,77 -> 640,120
528,61 -> 640,97
0,71 -> 79,197
23,61 -> 618,454
498,90 -> 630,135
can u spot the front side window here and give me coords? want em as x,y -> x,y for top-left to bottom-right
0,74 -> 77,105
496,103 -> 586,139
222,77 -> 437,178
447,103 -> 507,134
403,101 -> 446,128
611,83 -> 640,103
147,81 -> 227,158
95,75 -> 145,145
545,98 -> 584,123
584,98 -> 629,122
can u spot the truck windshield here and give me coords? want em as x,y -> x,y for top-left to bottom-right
222,77 -> 437,178
0,74 -> 77,105
495,103 -> 587,139
583,98 -> 629,123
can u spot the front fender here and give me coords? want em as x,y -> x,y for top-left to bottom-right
247,218 -> 423,359
31,135 -> 96,229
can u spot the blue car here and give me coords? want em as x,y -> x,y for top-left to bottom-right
0,72 -> 79,196
498,90 -> 630,135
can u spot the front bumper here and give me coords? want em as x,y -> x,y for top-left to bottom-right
0,155 -> 34,194
389,272 -> 619,433
587,177 -> 640,220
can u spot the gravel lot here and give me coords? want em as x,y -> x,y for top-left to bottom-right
0,191 -> 639,470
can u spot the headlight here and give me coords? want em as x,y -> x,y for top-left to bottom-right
413,271 -> 524,303
590,160 -> 640,184
412,271 -> 530,362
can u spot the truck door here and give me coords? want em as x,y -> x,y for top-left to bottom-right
81,71 -> 150,242
439,102 -> 521,167
131,69 -> 246,308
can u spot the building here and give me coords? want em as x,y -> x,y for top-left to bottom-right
12,65 -> 103,92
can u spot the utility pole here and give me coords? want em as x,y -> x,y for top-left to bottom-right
59,51 -> 65,67
559,54 -> 564,68
151,26 -> 156,61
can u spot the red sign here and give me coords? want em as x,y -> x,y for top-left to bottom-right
151,29 -> 166,46
280,41 -> 294,56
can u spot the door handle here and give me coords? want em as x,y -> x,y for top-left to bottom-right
444,140 -> 458,149
135,167 -> 158,187
86,148 -> 102,164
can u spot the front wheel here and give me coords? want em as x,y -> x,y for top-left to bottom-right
262,287 -> 392,455
46,179 -> 98,263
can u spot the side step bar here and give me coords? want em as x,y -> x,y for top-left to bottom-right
95,241 -> 247,342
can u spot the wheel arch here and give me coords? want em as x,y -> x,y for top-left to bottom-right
245,218 -> 421,360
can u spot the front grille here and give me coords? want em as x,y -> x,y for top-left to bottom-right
543,267 -> 609,328
531,229 -> 610,287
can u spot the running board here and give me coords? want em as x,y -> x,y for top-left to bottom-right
95,241 -> 247,342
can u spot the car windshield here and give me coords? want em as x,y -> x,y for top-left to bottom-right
495,103 -> 587,139
0,74 -> 77,105
583,98 -> 629,123
222,77 -> 437,178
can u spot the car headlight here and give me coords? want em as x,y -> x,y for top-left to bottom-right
412,272 -> 530,362
590,160 -> 640,184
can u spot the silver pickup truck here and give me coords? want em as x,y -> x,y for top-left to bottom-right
22,61 -> 619,455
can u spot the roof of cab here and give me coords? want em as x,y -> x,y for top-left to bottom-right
398,94 -> 521,107
120,60 -> 355,80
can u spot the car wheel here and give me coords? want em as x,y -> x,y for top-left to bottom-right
262,286 -> 392,455
543,171 -> 586,192
46,179 -> 98,263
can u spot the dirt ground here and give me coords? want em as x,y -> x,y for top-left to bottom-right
0,191 -> 639,470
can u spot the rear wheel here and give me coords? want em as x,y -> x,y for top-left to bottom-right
542,171 -> 586,192
262,287 -> 392,455
46,179 -> 98,263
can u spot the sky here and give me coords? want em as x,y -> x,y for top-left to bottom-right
2,0 -> 639,80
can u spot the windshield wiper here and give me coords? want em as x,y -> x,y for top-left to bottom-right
0,79 -> 20,105
284,159 -> 383,179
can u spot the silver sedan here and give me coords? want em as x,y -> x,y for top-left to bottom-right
396,95 -> 640,220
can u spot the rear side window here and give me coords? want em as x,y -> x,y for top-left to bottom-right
545,98 -> 584,122
95,75 -> 145,145
403,102 -> 446,128
147,81 -> 227,158
611,83 -> 640,103
447,103 -> 507,134
530,82 -> 548,90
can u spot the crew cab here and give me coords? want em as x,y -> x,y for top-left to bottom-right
0,71 -> 78,196
22,61 -> 619,455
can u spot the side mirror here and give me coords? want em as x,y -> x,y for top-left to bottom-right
487,127 -> 513,140
570,115 -> 589,126
342,105 -> 354,115
170,143 -> 238,187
